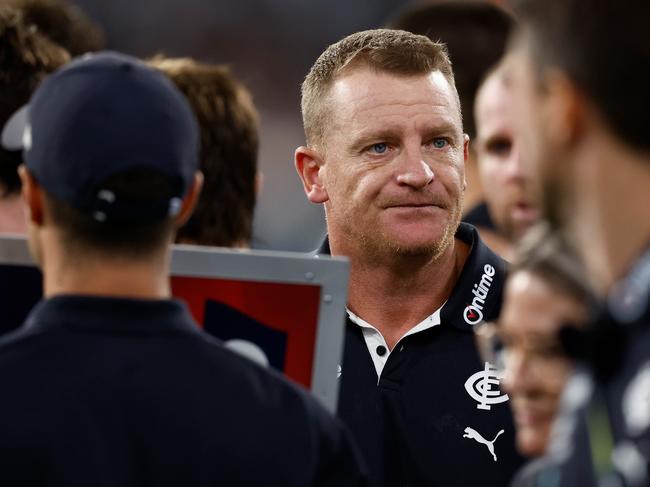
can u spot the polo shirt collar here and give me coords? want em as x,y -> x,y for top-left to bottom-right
317,222 -> 507,333
25,294 -> 199,335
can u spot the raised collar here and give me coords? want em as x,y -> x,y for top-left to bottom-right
317,222 -> 507,332
24,294 -> 199,335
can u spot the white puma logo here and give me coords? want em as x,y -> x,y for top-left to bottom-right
462,427 -> 504,461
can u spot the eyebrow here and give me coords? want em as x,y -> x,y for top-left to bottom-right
350,121 -> 461,151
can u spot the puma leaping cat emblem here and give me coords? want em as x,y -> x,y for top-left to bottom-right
462,427 -> 504,461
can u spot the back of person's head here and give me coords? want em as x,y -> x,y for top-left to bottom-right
390,1 -> 514,140
512,0 -> 650,152
0,5 -> 69,197
4,52 -> 200,260
4,0 -> 104,56
302,28 -> 456,150
149,57 -> 259,248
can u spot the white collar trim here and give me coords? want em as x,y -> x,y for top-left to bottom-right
346,307 -> 442,380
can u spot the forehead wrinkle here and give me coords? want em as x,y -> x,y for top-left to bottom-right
353,115 -> 461,144
332,69 -> 461,118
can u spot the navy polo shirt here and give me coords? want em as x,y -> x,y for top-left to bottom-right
0,295 -> 366,486
319,223 -> 526,487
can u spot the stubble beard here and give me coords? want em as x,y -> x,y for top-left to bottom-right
351,193 -> 464,263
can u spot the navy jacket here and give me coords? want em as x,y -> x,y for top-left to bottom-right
320,223 -> 526,486
0,295 -> 367,486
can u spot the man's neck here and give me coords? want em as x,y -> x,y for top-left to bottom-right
40,233 -> 171,300
574,129 -> 650,294
342,238 -> 469,349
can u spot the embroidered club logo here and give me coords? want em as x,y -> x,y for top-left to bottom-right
463,427 -> 504,461
465,362 -> 509,410
463,264 -> 496,325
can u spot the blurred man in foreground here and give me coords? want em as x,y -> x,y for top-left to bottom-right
508,0 -> 650,483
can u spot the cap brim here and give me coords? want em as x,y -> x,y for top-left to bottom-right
1,105 -> 29,151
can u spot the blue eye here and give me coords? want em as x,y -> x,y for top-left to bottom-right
432,138 -> 448,149
370,143 -> 388,154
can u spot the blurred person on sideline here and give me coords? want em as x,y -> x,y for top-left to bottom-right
508,0 -> 650,484
476,224 -> 597,486
295,29 -> 524,487
472,63 -> 539,259
390,0 -> 514,215
149,56 -> 260,248
0,5 -> 69,234
0,51 -> 366,487
4,0 -> 104,55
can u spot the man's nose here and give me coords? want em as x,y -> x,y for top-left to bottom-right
505,144 -> 525,181
395,148 -> 434,189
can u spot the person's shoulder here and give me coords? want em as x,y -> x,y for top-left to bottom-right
194,336 -> 367,485
0,324 -> 48,356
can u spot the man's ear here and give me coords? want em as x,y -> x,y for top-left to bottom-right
174,171 -> 204,227
462,134 -> 470,191
541,69 -> 585,149
18,165 -> 44,226
294,146 -> 329,204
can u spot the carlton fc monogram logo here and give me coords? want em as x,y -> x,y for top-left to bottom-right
465,362 -> 509,410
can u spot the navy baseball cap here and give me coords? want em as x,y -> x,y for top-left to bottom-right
1,51 -> 200,223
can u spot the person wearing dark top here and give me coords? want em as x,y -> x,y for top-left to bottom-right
0,51 -> 366,487
507,0 -> 650,484
295,29 -> 525,486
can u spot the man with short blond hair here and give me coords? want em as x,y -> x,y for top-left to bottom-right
296,28 -> 524,486
301,29 -> 457,151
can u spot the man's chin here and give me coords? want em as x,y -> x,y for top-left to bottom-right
383,231 -> 456,259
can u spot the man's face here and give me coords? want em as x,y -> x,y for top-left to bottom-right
499,271 -> 584,457
475,74 -> 538,241
315,68 -> 468,259
505,36 -> 576,238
